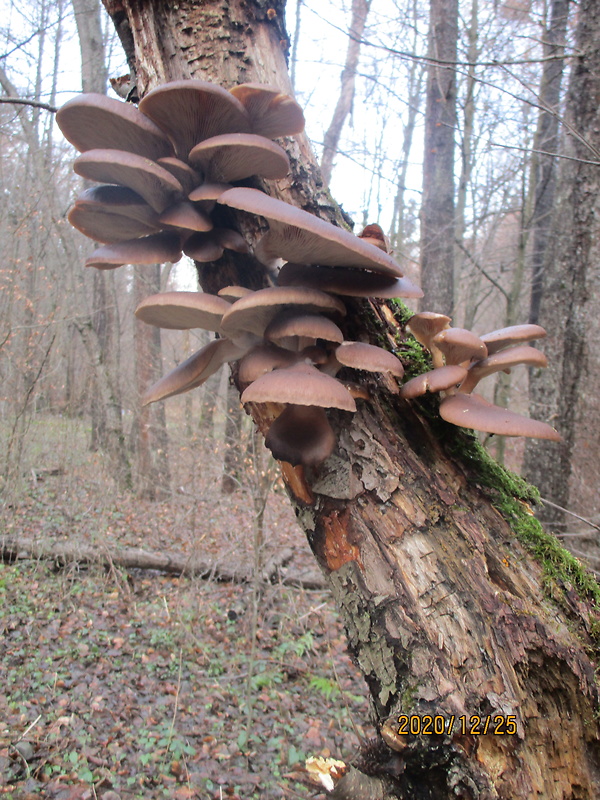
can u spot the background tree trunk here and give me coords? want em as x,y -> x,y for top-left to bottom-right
523,0 -> 596,529
99,2 -> 600,796
419,0 -> 458,316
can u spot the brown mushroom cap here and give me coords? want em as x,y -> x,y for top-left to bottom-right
188,182 -> 233,209
432,327 -> 488,365
229,84 -> 305,138
73,149 -> 184,213
134,291 -> 231,330
264,311 -> 344,346
212,228 -> 249,253
405,313 -> 452,366
139,80 -> 251,159
439,392 -> 561,440
68,202 -> 160,244
238,342 -> 302,384
218,188 -> 404,277
183,232 -> 225,262
159,201 -> 213,232
143,338 -> 246,405
265,405 -> 336,466
334,341 -> 404,377
218,286 -> 254,303
71,185 -> 162,227
458,345 -> 549,394
220,286 -> 346,338
188,133 -> 290,182
480,324 -> 547,355
241,362 -> 356,411
277,263 -> 422,299
85,232 -> 182,269
358,223 -> 389,252
156,157 -> 202,194
399,365 -> 468,399
56,93 -> 172,160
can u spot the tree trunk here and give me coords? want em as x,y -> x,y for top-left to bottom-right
522,0 -> 595,529
320,0 -> 371,186
419,0 -> 458,316
100,2 -> 600,796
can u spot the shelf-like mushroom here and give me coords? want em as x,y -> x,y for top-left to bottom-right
265,405 -> 336,467
158,201 -> 213,232
480,324 -> 547,355
439,393 -> 561,440
218,187 -> 405,277
139,80 -> 251,159
56,93 -> 172,160
334,341 -> 405,378
134,291 -> 231,330
458,345 -> 548,394
229,83 -> 305,138
264,311 -> 344,351
241,362 -> 356,412
188,133 -> 290,182
277,263 -> 422,299
85,232 -> 182,269
432,327 -> 487,366
400,365 -> 468,399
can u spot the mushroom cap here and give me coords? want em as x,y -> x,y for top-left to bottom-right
358,223 -> 389,252
183,232 -> 225,262
218,285 -> 254,302
458,345 -> 548,394
85,232 -> 182,269
399,365 -> 468,399
432,327 -> 488,365
139,80 -> 251,159
188,133 -> 290,182
335,341 -> 404,377
68,196 -> 160,244
73,149 -> 184,213
439,392 -> 562,440
277,263 -> 422,298
159,200 -> 213,232
229,83 -> 305,138
264,311 -> 344,345
188,181 -> 233,208
406,312 -> 452,347
156,157 -> 202,194
265,405 -> 336,466
143,338 -> 246,405
480,324 -> 547,355
241,362 -> 356,411
220,286 -> 346,338
56,93 -> 172,160
218,188 -> 405,277
134,291 -> 231,330
212,227 -> 249,253
238,341 -> 302,384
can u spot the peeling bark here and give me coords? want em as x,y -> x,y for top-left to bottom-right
99,2 -> 600,796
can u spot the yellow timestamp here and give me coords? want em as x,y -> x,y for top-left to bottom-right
394,714 -> 518,736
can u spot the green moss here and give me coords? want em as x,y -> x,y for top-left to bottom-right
449,431 -> 600,609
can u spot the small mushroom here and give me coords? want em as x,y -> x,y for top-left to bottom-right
264,311 -> 344,350
400,364 -> 468,399
405,312 -> 452,368
188,133 -> 290,182
183,232 -> 225,262
139,80 -> 251,159
229,83 -> 305,138
220,286 -> 346,338
238,342 -> 301,385
142,338 -> 246,405
241,362 -> 356,412
134,291 -> 230,330
480,324 -> 547,355
159,201 -> 213,232
73,149 -> 184,213
85,232 -> 182,269
188,182 -> 233,211
265,405 -> 336,466
156,157 -> 202,194
432,327 -> 488,366
334,341 -> 404,378
68,203 -> 159,244
439,392 -> 561,440
56,93 -> 172,160
458,345 -> 548,394
358,223 -> 389,252
218,187 -> 405,277
218,286 -> 254,303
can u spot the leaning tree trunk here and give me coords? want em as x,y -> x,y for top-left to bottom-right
101,2 -> 600,797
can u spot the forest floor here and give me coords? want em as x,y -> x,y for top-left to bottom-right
0,416 -> 370,800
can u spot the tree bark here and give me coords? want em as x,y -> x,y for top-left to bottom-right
320,0 -> 371,186
419,0 -> 458,316
99,2 -> 600,796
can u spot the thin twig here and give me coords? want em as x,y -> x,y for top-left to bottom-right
0,96 -> 58,113
540,497 -> 600,533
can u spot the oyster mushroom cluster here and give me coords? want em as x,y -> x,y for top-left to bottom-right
56,80 -> 306,267
58,79 -> 423,467
401,312 -> 561,441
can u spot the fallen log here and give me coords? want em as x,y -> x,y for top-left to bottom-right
0,537 -> 325,589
